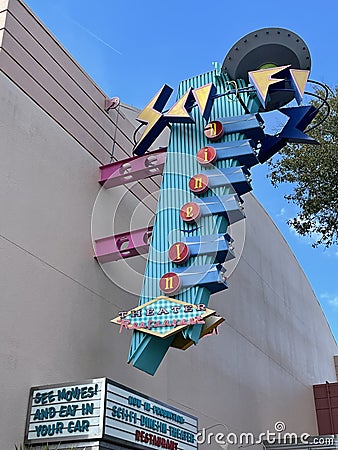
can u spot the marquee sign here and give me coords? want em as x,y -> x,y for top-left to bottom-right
25,379 -> 198,450
25,378 -> 106,444
104,380 -> 197,450
95,27 -> 328,376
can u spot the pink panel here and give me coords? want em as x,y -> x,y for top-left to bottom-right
99,149 -> 166,188
94,227 -> 153,263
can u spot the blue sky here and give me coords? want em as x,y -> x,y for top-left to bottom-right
24,0 -> 338,339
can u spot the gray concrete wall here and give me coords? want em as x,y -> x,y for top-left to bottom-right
0,1 -> 337,449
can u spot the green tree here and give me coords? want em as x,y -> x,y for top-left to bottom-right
268,85 -> 338,247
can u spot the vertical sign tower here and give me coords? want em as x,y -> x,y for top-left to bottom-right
128,70 -> 257,374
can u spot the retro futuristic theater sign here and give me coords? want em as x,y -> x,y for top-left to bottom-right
95,28 -> 329,375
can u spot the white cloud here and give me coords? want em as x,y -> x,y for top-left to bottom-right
321,293 -> 338,309
277,207 -> 286,218
329,297 -> 338,308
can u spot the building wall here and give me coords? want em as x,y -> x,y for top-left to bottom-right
0,1 -> 337,449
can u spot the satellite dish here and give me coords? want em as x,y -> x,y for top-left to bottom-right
222,28 -> 311,110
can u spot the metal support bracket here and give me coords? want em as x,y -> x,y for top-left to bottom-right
94,227 -> 153,263
99,149 -> 166,188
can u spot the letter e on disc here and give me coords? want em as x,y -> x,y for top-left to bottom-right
180,202 -> 201,223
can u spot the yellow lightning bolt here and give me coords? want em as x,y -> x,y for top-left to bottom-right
133,85 -> 173,156
165,88 -> 195,123
289,69 -> 309,103
249,65 -> 290,108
